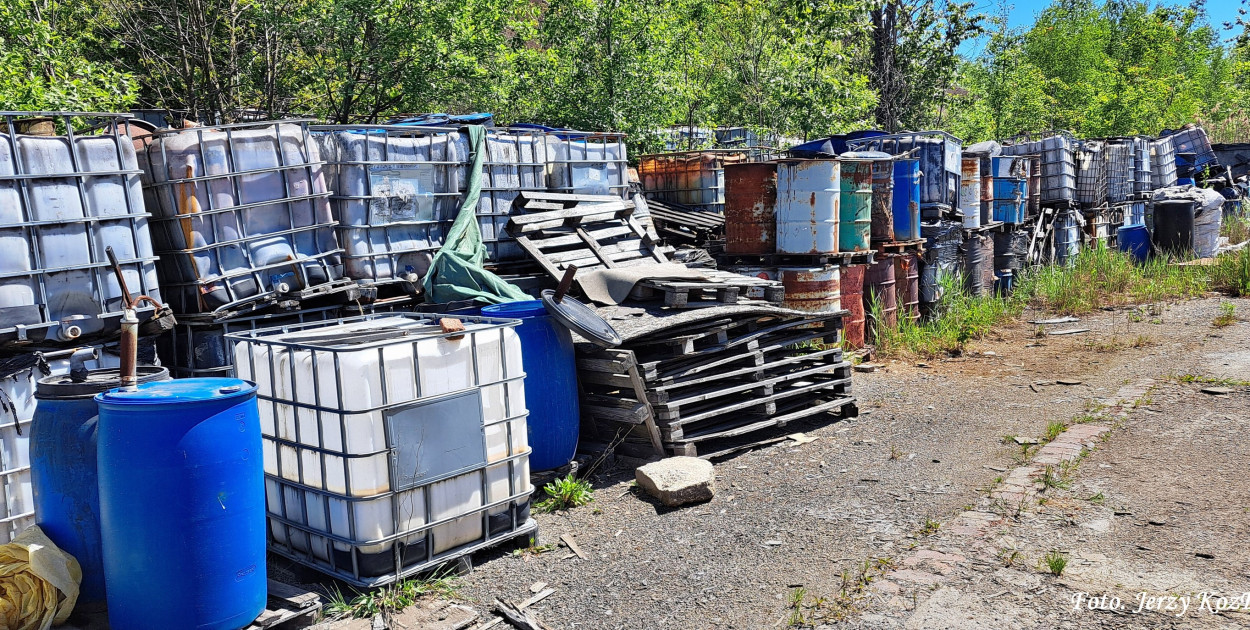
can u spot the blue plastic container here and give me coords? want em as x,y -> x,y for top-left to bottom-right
1176,152 -> 1197,186
995,269 -> 1014,296
480,300 -> 578,471
1118,224 -> 1151,263
892,159 -> 921,240
31,366 -> 168,608
96,378 -> 266,630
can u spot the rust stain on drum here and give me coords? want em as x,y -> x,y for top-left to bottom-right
864,257 -> 898,344
724,162 -> 779,254
841,263 -> 867,349
780,267 -> 840,313
893,253 -> 920,322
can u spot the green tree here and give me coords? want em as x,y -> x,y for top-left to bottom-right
0,0 -> 136,111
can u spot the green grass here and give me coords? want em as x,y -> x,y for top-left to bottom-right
872,236 -> 1248,361
872,273 -> 1024,358
534,475 -> 594,513
1043,421 -> 1066,443
1037,465 -> 1071,490
918,518 -> 941,536
1222,211 -> 1250,244
1213,301 -> 1237,327
1015,242 -> 1209,315
1041,550 -> 1068,576
325,571 -> 459,619
1206,247 -> 1250,297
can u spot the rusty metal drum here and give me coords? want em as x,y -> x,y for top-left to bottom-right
893,253 -> 920,323
960,156 -> 981,228
780,266 -> 840,314
870,159 -> 894,242
864,257 -> 898,341
841,263 -> 866,348
724,162 -> 778,255
776,159 -> 839,254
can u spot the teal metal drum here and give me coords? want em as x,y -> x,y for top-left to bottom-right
839,159 -> 872,251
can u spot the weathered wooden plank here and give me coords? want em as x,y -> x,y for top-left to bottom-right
511,234 -> 565,280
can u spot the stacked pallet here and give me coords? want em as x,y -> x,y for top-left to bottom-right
506,191 -> 783,309
577,308 -> 855,458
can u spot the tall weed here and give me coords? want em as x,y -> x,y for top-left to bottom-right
1015,242 -> 1208,314
874,273 -> 1023,358
1211,247 -> 1250,297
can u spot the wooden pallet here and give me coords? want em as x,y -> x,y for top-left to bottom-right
718,250 -> 875,267
577,311 -> 854,458
630,270 -> 785,309
505,191 -> 672,281
962,220 -> 1011,234
873,238 -> 926,255
245,580 -> 323,629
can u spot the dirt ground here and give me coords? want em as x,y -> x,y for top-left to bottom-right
444,295 -> 1249,629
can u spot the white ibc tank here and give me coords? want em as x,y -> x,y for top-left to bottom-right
230,314 -> 533,586
138,121 -> 343,315
0,344 -> 138,542
0,112 -> 162,344
545,131 -> 628,197
315,127 -> 469,284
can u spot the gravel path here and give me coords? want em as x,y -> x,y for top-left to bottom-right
449,296 -> 1250,629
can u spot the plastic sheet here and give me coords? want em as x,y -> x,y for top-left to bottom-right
0,526 -> 81,630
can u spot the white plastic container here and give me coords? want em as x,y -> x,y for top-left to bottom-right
138,121 -> 344,315
315,126 -> 548,273
545,132 -> 628,197
230,314 -> 533,587
1,344 -> 135,542
0,112 -> 162,345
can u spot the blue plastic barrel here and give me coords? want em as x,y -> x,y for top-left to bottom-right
481,300 -> 578,471
1118,224 -> 1151,262
96,378 -> 266,630
31,366 -> 168,608
892,159 -> 921,240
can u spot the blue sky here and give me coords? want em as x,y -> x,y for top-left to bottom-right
959,0 -> 1245,57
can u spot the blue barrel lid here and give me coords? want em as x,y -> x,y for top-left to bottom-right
96,378 -> 257,405
481,299 -> 547,318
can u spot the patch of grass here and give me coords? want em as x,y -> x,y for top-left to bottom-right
1211,248 -> 1250,296
1037,465 -> 1071,491
325,571 -> 459,619
1041,550 -> 1068,576
511,542 -> 557,557
874,273 -> 1024,359
1016,242 -> 1209,315
1086,492 -> 1106,504
1222,212 -> 1250,244
918,518 -> 941,536
1072,413 -> 1101,424
534,475 -> 594,513
998,547 -> 1023,567
1176,374 -> 1250,387
888,445 -> 903,460
1129,334 -> 1154,348
1213,301 -> 1237,327
1043,421 -> 1067,443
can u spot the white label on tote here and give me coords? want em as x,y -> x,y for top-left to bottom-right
368,166 -> 437,223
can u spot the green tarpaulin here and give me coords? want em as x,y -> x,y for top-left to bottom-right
421,125 -> 529,305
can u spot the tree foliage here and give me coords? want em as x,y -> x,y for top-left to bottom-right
5,0 -> 1247,148
950,0 -> 1240,142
